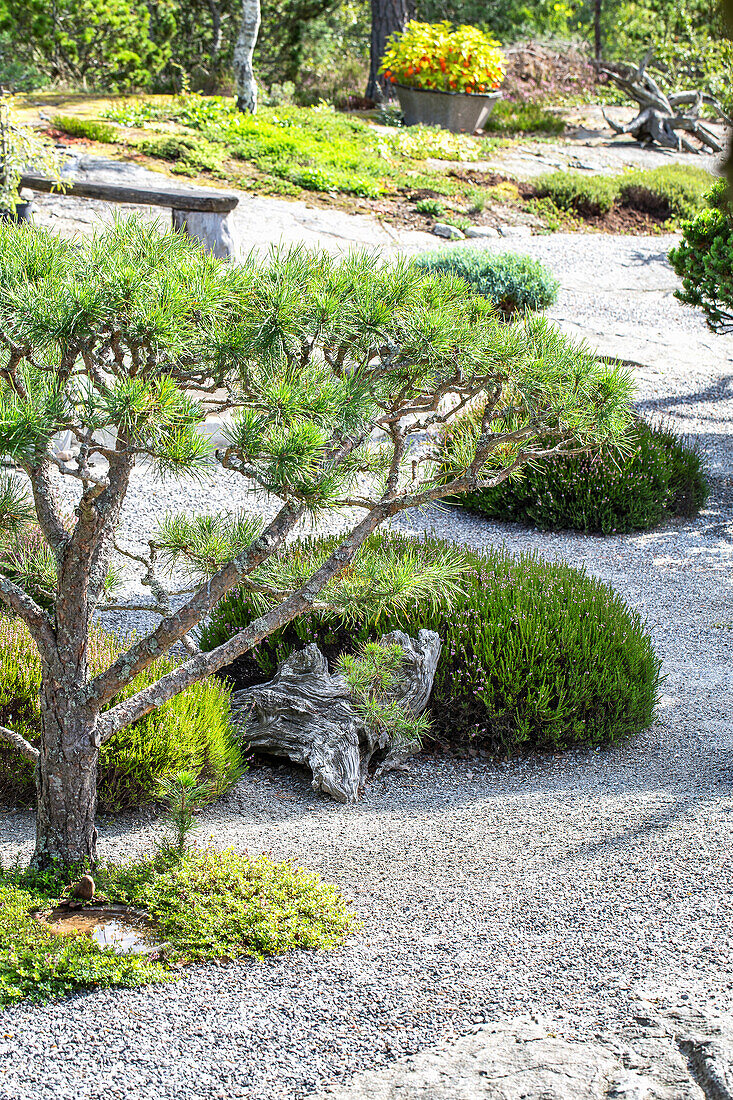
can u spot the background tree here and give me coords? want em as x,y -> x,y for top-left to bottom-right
366,0 -> 412,101
0,217 -> 632,871
233,0 -> 261,109
0,0 -> 169,90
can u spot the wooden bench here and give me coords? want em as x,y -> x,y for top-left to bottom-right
19,174 -> 239,259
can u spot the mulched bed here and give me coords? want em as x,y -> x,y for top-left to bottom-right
369,169 -> 683,235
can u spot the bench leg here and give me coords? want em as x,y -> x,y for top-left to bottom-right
171,209 -> 235,260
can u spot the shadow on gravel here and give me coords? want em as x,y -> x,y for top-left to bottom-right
635,376 -> 733,418
628,247 -> 675,268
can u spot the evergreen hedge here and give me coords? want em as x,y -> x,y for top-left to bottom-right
200,533 -> 660,756
441,416 -> 707,534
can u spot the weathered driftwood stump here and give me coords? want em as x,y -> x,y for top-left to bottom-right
595,52 -> 731,154
230,629 -> 441,802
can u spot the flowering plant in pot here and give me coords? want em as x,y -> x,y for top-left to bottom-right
379,21 -> 505,132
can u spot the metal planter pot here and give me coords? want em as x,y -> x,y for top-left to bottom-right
0,200 -> 33,223
394,84 -> 501,133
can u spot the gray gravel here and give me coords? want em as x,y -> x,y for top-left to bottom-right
2,232 -> 733,1100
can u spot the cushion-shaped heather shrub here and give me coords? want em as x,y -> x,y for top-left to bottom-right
441,416 -> 707,535
535,166 -> 711,223
534,171 -> 617,217
0,618 -> 242,809
413,247 -> 559,314
200,533 -> 660,755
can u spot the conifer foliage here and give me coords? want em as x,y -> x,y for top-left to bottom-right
0,217 -> 632,868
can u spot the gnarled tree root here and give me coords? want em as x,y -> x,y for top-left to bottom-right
230,629 -> 441,802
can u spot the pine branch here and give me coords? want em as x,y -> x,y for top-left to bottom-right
84,498 -> 305,710
97,504 -> 389,742
0,722 -> 38,763
0,574 -> 55,649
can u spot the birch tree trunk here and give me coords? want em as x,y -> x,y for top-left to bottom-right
234,0 -> 261,113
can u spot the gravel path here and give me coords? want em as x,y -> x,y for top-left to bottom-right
2,232 -> 733,1100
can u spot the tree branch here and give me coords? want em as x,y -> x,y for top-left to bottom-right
84,498 -> 305,709
97,503 -> 389,742
24,454 -> 70,557
0,722 -> 39,763
0,575 -> 55,650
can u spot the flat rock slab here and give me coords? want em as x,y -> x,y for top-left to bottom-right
317,1009 -> 733,1100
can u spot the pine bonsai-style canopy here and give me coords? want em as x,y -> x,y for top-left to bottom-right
0,217 -> 634,869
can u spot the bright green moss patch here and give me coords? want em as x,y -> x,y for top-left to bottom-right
484,99 -> 565,135
50,115 -> 117,143
0,848 -> 355,1007
103,95 -> 496,199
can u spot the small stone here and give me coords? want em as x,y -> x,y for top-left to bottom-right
465,226 -> 500,239
498,224 -> 532,238
433,223 -> 465,240
71,874 -> 95,901
55,450 -> 73,463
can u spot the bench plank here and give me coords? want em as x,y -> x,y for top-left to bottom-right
20,174 -> 238,214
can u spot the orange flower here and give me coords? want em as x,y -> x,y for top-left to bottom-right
439,58 -> 446,72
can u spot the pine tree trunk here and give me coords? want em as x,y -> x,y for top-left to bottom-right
234,0 -> 261,113
366,0 -> 412,102
32,682 -> 99,870
207,0 -> 223,63
594,0 -> 603,60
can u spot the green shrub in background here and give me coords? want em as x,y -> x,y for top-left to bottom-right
0,0 -> 167,91
0,618 -> 242,809
200,532 -> 660,755
616,166 -> 713,222
535,166 -> 712,223
138,132 -> 226,176
50,115 -> 117,143
442,416 -> 707,534
669,180 -> 733,334
535,171 -> 617,217
413,247 -> 559,314
484,99 -> 565,135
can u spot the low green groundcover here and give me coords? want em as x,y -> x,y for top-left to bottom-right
0,848 -> 354,1006
442,416 -> 708,535
201,533 -> 660,755
534,165 -> 712,223
413,247 -> 559,314
0,618 -> 242,810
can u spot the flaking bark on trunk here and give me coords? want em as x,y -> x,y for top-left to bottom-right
234,0 -> 261,113
33,680 -> 100,870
